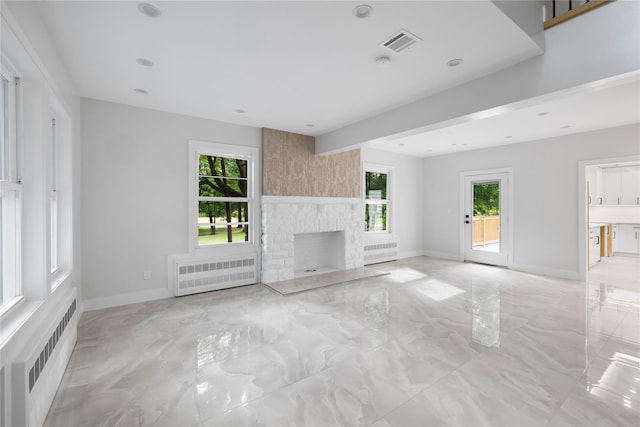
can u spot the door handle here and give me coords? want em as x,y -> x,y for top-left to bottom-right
595,236 -> 600,245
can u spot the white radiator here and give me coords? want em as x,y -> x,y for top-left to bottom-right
364,239 -> 399,265
11,290 -> 78,427
1,366 -> 5,427
169,253 -> 258,297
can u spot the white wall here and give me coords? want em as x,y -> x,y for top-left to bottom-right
81,98 -> 261,310
422,124 -> 640,279
361,148 -> 424,259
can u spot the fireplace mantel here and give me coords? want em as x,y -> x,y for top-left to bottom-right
262,196 -> 361,205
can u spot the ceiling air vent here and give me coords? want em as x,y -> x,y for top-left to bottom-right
380,29 -> 422,54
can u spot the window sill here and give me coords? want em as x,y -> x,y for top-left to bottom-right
364,232 -> 396,242
192,241 -> 256,254
51,269 -> 71,293
0,296 -> 40,348
0,295 -> 25,318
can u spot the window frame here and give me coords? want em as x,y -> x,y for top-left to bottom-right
0,59 -> 23,314
363,163 -> 394,237
48,93 -> 73,292
49,115 -> 59,275
188,140 -> 258,252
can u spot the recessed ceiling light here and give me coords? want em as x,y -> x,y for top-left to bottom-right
461,143 -> 468,146
504,135 -> 513,139
447,58 -> 464,67
138,3 -> 161,18
451,143 -> 457,146
561,125 -> 571,129
399,143 -> 405,146
306,124 -> 315,128
375,56 -> 391,67
134,88 -> 148,94
235,109 -> 245,114
537,111 -> 549,116
426,149 -> 433,152
136,58 -> 154,67
353,4 -> 373,19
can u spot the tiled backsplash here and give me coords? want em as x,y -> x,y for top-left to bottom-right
262,128 -> 360,198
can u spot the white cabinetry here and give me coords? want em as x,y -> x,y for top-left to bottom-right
612,224 -> 618,253
620,166 -> 640,205
602,165 -> 640,205
589,227 -> 601,266
617,224 -> 640,254
588,167 -> 603,205
603,168 -> 621,205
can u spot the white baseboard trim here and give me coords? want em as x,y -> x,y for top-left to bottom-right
421,251 -> 579,281
83,287 -> 173,312
508,264 -> 580,281
397,250 -> 425,260
422,250 -> 464,262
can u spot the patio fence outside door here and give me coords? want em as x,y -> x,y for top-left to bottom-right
472,215 -> 500,247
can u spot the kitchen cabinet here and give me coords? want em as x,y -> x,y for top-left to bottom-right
603,168 -> 621,205
589,227 -> 601,266
587,166 -> 603,205
602,165 -> 640,205
620,165 -> 640,205
617,224 -> 640,254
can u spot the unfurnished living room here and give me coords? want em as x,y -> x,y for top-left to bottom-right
0,1 -> 639,426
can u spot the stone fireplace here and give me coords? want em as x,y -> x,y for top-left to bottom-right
261,196 -> 364,283
260,128 -> 363,284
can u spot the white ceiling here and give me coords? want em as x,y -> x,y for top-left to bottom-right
35,1 -> 543,136
33,1 -> 638,157
373,75 -> 640,157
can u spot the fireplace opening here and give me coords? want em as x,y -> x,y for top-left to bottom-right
294,231 -> 346,278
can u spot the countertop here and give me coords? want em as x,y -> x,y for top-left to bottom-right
589,222 -> 640,227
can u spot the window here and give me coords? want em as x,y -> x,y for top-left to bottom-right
0,68 -> 21,309
189,141 -> 257,249
364,166 -> 392,233
49,116 -> 59,274
49,96 -> 72,291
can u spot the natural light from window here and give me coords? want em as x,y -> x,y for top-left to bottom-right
197,154 -> 249,245
365,170 -> 389,233
0,68 -> 21,309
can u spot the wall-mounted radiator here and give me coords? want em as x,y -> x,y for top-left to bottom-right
11,289 -> 78,427
364,239 -> 399,265
169,253 -> 259,297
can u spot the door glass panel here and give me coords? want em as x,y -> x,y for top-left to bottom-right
472,181 -> 500,253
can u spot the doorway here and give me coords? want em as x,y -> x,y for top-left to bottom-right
461,170 -> 512,266
581,156 -> 640,280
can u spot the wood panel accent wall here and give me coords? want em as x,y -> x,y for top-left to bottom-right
262,128 -> 360,197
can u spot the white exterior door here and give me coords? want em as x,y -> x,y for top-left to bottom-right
462,171 -> 511,266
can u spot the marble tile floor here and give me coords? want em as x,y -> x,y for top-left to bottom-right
44,256 -> 639,427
